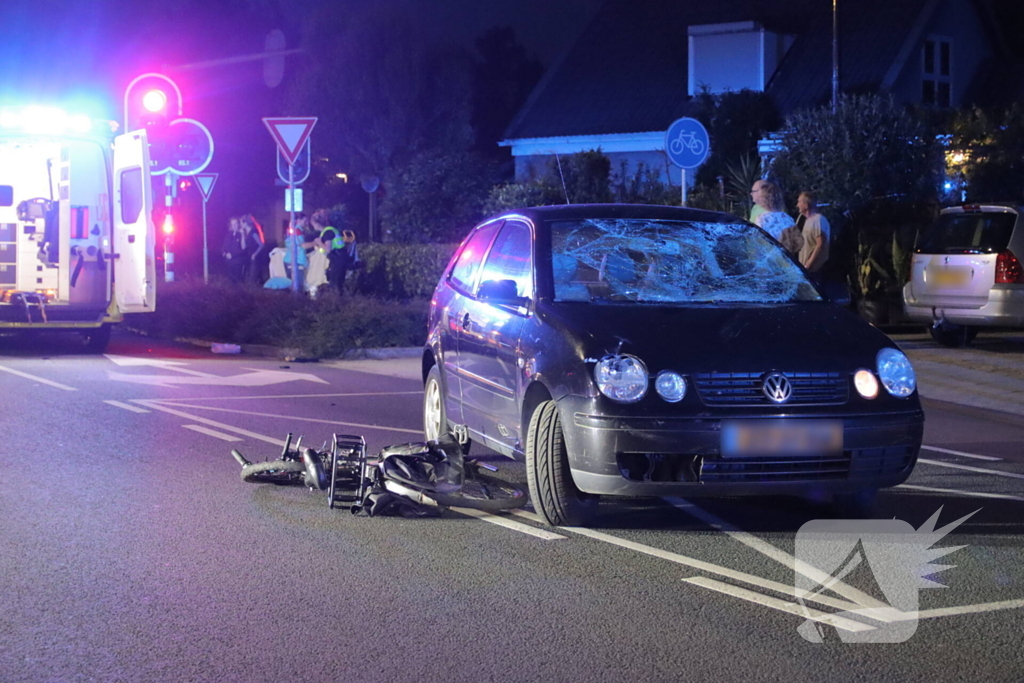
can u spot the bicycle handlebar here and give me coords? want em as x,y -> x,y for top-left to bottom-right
231,449 -> 250,468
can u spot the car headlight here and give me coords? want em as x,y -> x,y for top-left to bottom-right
876,348 -> 916,398
655,370 -> 686,403
594,354 -> 648,403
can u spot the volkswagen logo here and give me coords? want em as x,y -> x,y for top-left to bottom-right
762,373 -> 792,403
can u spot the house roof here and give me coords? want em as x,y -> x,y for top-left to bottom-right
504,0 -> 944,142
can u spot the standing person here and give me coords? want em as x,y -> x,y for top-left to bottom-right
753,181 -> 795,242
241,214 -> 266,284
309,209 -> 345,294
221,217 -> 246,283
749,179 -> 767,223
332,229 -> 360,294
797,191 -> 830,276
282,213 -> 309,289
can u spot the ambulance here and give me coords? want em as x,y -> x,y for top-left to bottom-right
0,106 -> 155,352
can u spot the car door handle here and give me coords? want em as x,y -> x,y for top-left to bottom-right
462,313 -> 471,330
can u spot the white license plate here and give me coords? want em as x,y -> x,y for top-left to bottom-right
721,420 -> 843,458
930,267 -> 970,288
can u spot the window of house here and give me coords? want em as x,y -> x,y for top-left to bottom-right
922,38 -> 952,107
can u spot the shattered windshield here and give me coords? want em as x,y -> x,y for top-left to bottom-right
549,218 -> 819,304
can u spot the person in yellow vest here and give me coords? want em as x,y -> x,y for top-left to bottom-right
310,209 -> 354,294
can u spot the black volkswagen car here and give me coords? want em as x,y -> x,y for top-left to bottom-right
423,205 -> 923,526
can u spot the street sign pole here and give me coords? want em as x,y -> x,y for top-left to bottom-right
289,162 -> 298,295
202,195 -> 209,283
194,173 -> 218,285
682,169 -> 687,207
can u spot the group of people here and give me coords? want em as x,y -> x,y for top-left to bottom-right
267,209 -> 359,296
748,179 -> 830,280
221,215 -> 266,284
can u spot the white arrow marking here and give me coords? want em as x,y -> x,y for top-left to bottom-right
107,368 -> 328,387
104,354 -> 217,377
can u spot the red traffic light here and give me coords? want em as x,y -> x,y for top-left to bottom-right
142,89 -> 168,113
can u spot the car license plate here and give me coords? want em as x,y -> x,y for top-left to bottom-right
930,267 -> 970,288
721,420 -> 843,458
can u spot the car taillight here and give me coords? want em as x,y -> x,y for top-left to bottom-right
995,250 -> 1023,283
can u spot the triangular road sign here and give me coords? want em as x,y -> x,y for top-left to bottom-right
195,173 -> 218,202
263,116 -> 317,166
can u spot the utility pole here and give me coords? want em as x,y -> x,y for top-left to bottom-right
832,0 -> 840,111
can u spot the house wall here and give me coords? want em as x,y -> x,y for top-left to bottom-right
889,0 -> 992,106
515,150 -> 689,188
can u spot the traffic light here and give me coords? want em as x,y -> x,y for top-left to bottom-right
162,213 -> 174,236
125,75 -> 182,175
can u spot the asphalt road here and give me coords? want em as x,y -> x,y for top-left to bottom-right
1,329 -> 1022,682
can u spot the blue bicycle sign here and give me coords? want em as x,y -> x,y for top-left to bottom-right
664,117 -> 710,169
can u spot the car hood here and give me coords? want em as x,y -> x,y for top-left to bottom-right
537,301 -> 893,373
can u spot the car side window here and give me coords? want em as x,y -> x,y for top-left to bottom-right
449,221 -> 501,292
477,220 -> 533,299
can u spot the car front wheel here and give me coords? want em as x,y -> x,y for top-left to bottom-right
526,400 -> 597,527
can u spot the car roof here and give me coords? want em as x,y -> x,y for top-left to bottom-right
491,203 -> 748,227
940,203 -> 1022,215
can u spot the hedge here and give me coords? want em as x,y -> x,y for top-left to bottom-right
350,243 -> 458,298
125,277 -> 429,358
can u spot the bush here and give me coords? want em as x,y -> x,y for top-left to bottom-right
125,277 -> 429,358
352,243 -> 457,298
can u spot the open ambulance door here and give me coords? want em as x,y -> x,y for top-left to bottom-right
112,130 -> 156,313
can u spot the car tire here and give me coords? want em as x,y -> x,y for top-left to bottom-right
423,365 -> 448,442
929,323 -> 978,348
832,489 -> 878,518
526,400 -> 597,527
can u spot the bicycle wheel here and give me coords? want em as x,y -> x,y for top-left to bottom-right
429,472 -> 527,513
240,459 -> 306,485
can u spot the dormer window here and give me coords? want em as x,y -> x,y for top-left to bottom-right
922,37 -> 952,106
688,21 -> 794,96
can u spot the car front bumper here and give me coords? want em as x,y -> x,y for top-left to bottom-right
558,397 -> 924,498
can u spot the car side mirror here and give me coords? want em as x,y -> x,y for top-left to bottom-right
478,279 -> 529,307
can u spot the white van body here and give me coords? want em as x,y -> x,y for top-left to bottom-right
0,115 -> 155,351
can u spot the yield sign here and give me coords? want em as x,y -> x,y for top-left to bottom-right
263,116 -> 317,166
194,173 -> 218,202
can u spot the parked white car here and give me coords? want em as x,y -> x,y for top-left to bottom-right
903,204 -> 1024,346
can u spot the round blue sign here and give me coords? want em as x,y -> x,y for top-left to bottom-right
664,117 -> 710,169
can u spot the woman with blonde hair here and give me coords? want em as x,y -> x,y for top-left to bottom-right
752,180 -> 795,242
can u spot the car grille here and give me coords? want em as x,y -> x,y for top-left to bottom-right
692,372 -> 849,406
701,454 -> 850,482
700,445 -> 915,483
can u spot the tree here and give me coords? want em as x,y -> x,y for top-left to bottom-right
948,104 -> 1024,203
690,89 -> 782,188
771,94 -> 939,213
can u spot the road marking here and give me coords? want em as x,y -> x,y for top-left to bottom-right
665,497 -> 893,616
103,400 -> 150,413
144,401 -> 422,436
182,424 -> 243,442
921,445 -> 1002,462
0,364 -> 77,391
898,484 -> 1024,503
107,367 -> 329,388
104,354 -> 218,377
152,391 -> 422,403
562,526 -> 863,613
133,400 -> 290,448
452,507 -> 566,540
910,598 -> 1024,621
918,458 -> 1024,480
682,577 -> 876,633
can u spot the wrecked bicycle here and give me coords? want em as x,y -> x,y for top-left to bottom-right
231,432 -> 527,515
